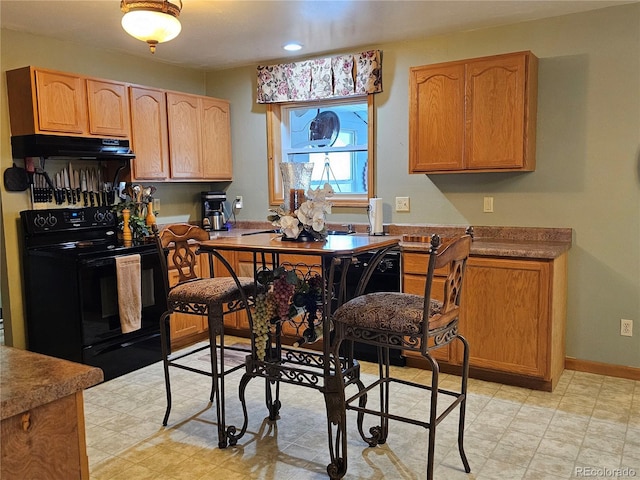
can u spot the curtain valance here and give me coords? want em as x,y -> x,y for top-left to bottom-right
256,49 -> 382,104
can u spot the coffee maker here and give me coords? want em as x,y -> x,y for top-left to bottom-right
201,191 -> 228,231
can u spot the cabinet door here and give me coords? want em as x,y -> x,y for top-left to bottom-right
201,97 -> 233,180
129,86 -> 170,180
465,54 -> 527,169
167,92 -> 202,178
168,256 -> 206,342
402,270 -> 450,362
459,257 -> 549,378
86,79 -> 130,138
204,250 -> 243,330
34,70 -> 86,134
409,63 -> 465,173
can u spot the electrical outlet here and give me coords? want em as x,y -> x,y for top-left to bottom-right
152,198 -> 160,213
621,319 -> 633,337
235,195 -> 243,209
483,196 -> 494,213
395,196 -> 410,212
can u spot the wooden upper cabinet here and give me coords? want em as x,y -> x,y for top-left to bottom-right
167,92 -> 202,178
35,70 -> 87,134
86,79 -> 130,138
167,92 -> 233,181
6,67 -> 86,135
409,64 -> 465,172
409,51 -> 538,174
7,66 -> 234,183
6,66 -> 130,139
201,97 -> 233,180
129,86 -> 170,181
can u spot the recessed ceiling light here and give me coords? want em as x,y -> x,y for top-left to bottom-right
283,42 -> 303,52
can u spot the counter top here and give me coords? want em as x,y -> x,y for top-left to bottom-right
213,223 -> 572,260
401,237 -> 570,259
1,346 -> 103,420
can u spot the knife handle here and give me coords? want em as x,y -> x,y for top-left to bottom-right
76,188 -> 81,205
90,192 -> 95,207
66,188 -> 72,204
83,191 -> 89,207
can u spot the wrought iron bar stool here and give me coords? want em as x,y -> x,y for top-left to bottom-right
153,223 -> 256,448
332,233 -> 472,479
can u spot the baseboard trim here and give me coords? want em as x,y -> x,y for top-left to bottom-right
565,357 -> 640,381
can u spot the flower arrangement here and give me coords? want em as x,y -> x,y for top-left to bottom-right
112,183 -> 157,244
268,183 -> 334,241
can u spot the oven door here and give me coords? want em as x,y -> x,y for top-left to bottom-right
83,330 -> 162,380
78,250 -> 166,346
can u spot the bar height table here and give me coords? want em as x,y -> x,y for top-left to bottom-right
198,232 -> 401,479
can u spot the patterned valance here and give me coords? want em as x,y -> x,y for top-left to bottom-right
256,49 -> 382,103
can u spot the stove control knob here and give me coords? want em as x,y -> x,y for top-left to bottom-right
46,214 -> 57,227
105,211 -> 115,223
94,211 -> 105,222
377,259 -> 393,273
34,215 -> 47,228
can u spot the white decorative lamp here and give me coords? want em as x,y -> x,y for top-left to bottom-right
120,0 -> 182,54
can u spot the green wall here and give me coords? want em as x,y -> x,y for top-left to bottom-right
2,4 -> 639,369
208,4 -> 640,368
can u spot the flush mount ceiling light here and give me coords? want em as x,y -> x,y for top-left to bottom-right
120,0 -> 182,54
283,42 -> 303,52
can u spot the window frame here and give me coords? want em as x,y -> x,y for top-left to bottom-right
267,95 -> 375,208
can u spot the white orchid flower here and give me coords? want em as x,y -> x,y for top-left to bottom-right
280,214 -> 301,238
311,210 -> 326,231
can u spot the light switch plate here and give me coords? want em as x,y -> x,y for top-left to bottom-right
483,196 -> 494,213
395,196 -> 410,212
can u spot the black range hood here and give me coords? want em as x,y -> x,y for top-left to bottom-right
11,134 -> 135,160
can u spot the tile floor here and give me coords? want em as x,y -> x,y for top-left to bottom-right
85,337 -> 640,480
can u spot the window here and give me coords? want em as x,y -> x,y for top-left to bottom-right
267,95 -> 374,208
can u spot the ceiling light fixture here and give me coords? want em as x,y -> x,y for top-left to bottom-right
120,0 -> 182,54
283,42 -> 303,52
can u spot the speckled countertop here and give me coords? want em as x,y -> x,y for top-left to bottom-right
213,222 -> 572,260
1,346 -> 103,420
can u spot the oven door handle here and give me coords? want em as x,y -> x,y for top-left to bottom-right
89,332 -> 161,356
80,252 -> 155,268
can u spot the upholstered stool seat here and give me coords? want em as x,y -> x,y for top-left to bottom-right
333,292 -> 443,334
168,277 -> 255,308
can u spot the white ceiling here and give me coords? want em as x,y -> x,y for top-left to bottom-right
1,0 -> 635,70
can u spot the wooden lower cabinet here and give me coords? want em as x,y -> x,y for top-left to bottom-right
1,392 -> 90,480
167,256 -> 207,349
402,252 -> 568,391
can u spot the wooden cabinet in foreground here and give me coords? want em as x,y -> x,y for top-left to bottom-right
409,51 -> 538,174
6,66 -> 130,138
402,251 -> 567,391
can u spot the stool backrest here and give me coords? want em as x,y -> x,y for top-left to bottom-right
423,234 -> 472,332
153,223 -> 210,294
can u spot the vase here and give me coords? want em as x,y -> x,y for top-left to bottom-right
280,162 -> 314,214
145,202 -> 156,227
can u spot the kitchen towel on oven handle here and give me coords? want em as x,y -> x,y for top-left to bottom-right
115,254 -> 142,333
